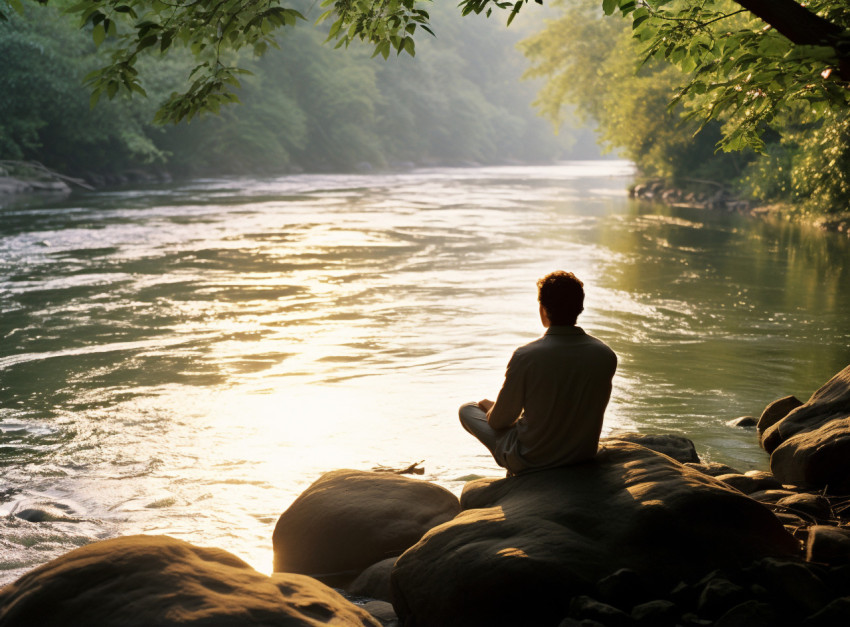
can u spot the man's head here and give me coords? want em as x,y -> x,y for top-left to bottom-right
537,271 -> 584,326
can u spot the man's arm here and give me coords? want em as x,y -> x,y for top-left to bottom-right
484,353 -> 524,430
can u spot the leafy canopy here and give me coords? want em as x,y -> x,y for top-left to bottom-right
2,0 -> 847,151
0,0 -> 434,123
464,0 -> 850,152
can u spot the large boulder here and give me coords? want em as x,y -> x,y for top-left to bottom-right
273,469 -> 460,583
391,441 -> 798,627
762,365 -> 850,491
0,534 -> 380,627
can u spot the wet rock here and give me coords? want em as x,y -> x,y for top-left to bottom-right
773,511 -> 809,532
272,469 -> 459,584
775,493 -> 832,521
696,578 -> 748,619
803,596 -> 850,626
758,395 -> 804,438
391,442 -> 796,627
754,558 -> 830,617
631,599 -> 678,626
806,526 -> 850,565
0,535 -> 380,626
361,600 -> 398,626
606,433 -> 699,463
715,470 -> 783,494
569,596 -> 633,627
713,600 -> 779,627
764,366 -> 850,491
596,568 -> 653,611
347,557 -> 396,603
669,581 -> 698,608
558,618 -> 604,627
684,462 -> 741,477
726,416 -> 757,428
748,489 -> 797,504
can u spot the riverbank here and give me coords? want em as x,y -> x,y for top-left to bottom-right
0,161 -> 95,196
629,179 -> 850,237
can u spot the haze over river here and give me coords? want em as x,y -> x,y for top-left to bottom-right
2,161 -> 849,584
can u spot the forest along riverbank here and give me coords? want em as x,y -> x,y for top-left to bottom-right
1,162 -> 849,589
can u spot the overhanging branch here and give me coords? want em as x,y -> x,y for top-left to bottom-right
733,0 -> 849,80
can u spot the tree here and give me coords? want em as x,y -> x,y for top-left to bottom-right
2,0 -> 846,153
521,0 -> 751,182
465,0 -> 850,152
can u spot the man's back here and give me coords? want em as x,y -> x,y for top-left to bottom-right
490,326 -> 617,473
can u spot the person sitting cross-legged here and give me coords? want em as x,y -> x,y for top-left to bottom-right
459,270 -> 617,475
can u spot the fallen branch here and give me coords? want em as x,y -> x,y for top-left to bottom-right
372,460 -> 425,475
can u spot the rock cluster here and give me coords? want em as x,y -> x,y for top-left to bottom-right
759,365 -> 850,493
629,180 -> 850,237
628,180 -> 752,214
562,556 -> 850,627
390,441 -> 797,626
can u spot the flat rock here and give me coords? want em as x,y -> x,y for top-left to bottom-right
391,442 -> 797,627
605,433 -> 699,464
273,469 -> 460,582
763,366 -> 850,491
684,462 -> 740,477
715,471 -> 783,495
0,534 -> 380,626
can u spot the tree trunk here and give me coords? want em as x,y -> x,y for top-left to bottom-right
733,0 -> 850,80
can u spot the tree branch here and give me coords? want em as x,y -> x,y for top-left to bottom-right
732,0 -> 849,79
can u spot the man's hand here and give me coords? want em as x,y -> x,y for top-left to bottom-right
477,399 -> 494,413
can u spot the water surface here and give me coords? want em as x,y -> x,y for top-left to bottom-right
2,162 -> 849,583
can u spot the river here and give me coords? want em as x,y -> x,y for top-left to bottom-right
1,161 -> 849,584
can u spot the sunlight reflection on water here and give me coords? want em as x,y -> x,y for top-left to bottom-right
2,160 -> 850,580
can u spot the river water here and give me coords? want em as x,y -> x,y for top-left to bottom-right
1,161 -> 849,584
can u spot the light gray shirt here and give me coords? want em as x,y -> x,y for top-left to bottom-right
488,325 -> 617,473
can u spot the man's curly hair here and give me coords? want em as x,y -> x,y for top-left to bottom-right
537,271 -> 584,326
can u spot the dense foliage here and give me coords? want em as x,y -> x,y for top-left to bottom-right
520,0 -> 850,215
0,2 -> 581,179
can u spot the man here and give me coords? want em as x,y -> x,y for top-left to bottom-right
459,270 -> 617,475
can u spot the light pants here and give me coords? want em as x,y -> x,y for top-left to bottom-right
458,401 -> 510,472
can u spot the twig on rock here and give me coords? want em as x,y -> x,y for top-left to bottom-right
371,460 -> 425,475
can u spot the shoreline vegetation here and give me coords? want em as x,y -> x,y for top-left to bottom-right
1,367 -> 849,626
628,178 -> 850,237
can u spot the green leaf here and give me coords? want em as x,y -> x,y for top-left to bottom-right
92,23 -> 106,46
137,34 -> 158,51
402,36 -> 415,56
602,0 -> 618,16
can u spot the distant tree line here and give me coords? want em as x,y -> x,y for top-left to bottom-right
0,2 -> 589,183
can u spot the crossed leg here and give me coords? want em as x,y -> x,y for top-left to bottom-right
458,401 -> 509,470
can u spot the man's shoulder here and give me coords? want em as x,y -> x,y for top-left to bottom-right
516,328 -> 616,362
